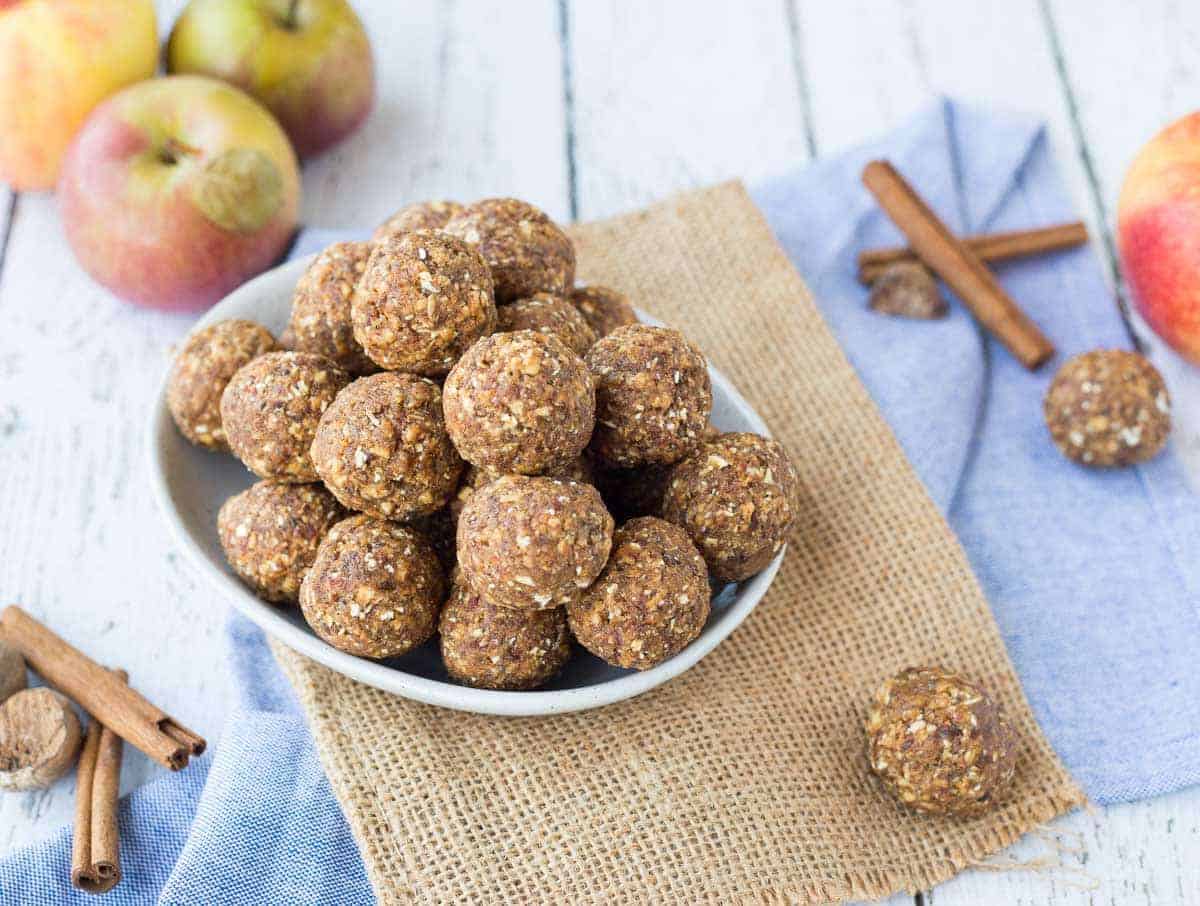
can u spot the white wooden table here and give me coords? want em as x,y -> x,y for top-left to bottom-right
1,1 -> 1198,902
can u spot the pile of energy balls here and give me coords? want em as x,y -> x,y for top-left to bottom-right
166,197 -> 801,693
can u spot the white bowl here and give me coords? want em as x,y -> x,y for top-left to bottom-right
149,255 -> 784,716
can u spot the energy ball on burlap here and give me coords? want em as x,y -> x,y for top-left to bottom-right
448,455 -> 593,528
372,200 -> 465,242
567,517 -> 710,670
585,324 -> 712,468
299,515 -> 445,659
443,330 -> 595,474
217,481 -> 344,604
457,475 -> 613,611
311,372 -> 463,521
865,666 -> 1018,817
288,241 -> 376,374
444,197 -> 575,302
497,293 -> 596,355
439,582 -> 572,690
351,230 -> 497,375
662,432 -> 800,582
570,285 -> 638,338
167,319 -> 277,451
220,351 -> 350,482
1043,349 -> 1171,467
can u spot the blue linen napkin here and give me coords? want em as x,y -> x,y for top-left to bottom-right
2,97 -> 1197,905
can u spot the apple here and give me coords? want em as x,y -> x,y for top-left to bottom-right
166,0 -> 374,159
1118,112 -> 1200,363
0,0 -> 158,190
58,75 -> 301,312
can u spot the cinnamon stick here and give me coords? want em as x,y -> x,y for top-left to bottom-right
0,607 -> 205,771
861,160 -> 1056,370
72,671 -> 126,895
857,221 -> 1088,284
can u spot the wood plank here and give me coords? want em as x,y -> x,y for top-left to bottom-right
0,0 -> 568,856
568,0 -> 812,221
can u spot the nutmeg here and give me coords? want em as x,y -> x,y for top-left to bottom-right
0,687 -> 83,791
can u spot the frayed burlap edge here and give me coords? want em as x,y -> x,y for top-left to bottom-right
272,181 -> 1085,906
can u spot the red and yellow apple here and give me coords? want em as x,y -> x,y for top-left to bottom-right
1118,112 -> 1200,363
59,76 -> 301,312
166,0 -> 374,159
0,0 -> 158,190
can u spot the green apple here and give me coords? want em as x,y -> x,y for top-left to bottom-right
167,0 -> 374,159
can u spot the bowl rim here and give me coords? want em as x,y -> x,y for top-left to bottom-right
147,254 -> 783,717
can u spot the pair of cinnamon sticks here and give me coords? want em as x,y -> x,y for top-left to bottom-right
859,160 -> 1085,370
0,606 -> 206,895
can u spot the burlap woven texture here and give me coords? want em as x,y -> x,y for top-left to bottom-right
272,182 -> 1085,905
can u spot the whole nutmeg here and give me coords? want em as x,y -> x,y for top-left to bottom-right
0,642 -> 27,705
867,261 -> 947,319
1043,349 -> 1171,467
0,688 -> 83,791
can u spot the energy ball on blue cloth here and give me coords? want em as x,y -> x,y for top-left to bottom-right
167,318 -> 277,451
1043,349 -> 1171,467
311,372 -> 463,522
570,285 -> 638,339
220,351 -> 350,482
372,200 -> 465,242
497,293 -> 596,355
217,481 -> 345,604
585,325 -> 712,468
457,475 -> 613,612
289,241 -> 377,375
443,330 -> 595,475
351,230 -> 497,376
567,517 -> 710,670
299,515 -> 445,659
444,198 -> 575,303
865,666 -> 1018,817
661,432 -> 800,582
439,582 -> 572,690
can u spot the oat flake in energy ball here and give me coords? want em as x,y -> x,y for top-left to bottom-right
1043,348 -> 1170,467
351,230 -> 496,376
217,481 -> 345,604
444,197 -> 575,303
457,475 -> 613,612
299,515 -> 445,660
586,324 -> 712,468
311,372 -> 463,521
442,330 -> 595,475
219,351 -> 350,482
661,432 -> 800,582
865,666 -> 1018,817
567,517 -> 710,670
439,582 -> 572,690
167,318 -> 277,451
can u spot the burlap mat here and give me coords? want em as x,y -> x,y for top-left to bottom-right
271,182 -> 1085,905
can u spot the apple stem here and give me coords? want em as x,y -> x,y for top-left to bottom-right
283,0 -> 301,28
160,137 -> 202,165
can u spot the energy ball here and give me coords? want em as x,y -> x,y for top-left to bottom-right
448,455 -> 593,528
662,432 -> 800,582
167,319 -> 277,451
586,324 -> 712,468
372,199 -> 465,242
299,515 -> 445,659
311,372 -> 462,521
865,666 -> 1018,817
457,475 -> 613,611
1043,349 -> 1171,467
220,351 -> 350,482
351,230 -> 496,375
217,481 -> 344,604
570,285 -> 638,338
443,330 -> 595,474
444,198 -> 575,302
497,293 -> 596,355
289,241 -> 377,374
439,582 -> 572,690
567,517 -> 710,670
